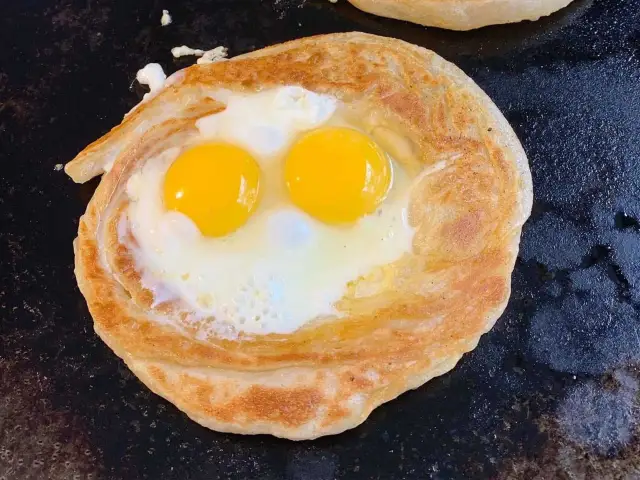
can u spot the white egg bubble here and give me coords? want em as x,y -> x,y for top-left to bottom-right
267,209 -> 313,249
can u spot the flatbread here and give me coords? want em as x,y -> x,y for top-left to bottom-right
345,0 -> 575,30
66,32 -> 532,440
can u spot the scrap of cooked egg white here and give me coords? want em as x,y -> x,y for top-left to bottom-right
135,63 -> 166,101
161,9 -> 172,26
122,63 -> 168,125
122,86 -> 415,336
171,45 -> 228,64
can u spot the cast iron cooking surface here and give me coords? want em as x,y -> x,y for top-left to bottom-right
1,0 -> 640,478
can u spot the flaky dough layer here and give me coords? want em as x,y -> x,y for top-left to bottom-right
66,32 -> 532,439
346,0 -> 575,30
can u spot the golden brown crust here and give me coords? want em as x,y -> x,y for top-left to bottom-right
345,0 -> 575,30
67,32 -> 532,439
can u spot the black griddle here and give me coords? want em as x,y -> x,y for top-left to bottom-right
1,0 -> 640,478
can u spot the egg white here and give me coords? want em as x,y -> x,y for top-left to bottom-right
123,87 -> 415,336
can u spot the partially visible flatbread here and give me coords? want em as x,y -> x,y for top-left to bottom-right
345,0 -> 575,30
66,32 -> 532,439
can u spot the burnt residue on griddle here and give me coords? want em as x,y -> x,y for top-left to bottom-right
0,360 -> 103,479
558,371 -> 639,455
500,369 -> 640,478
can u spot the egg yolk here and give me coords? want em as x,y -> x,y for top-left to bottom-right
285,127 -> 391,224
163,143 -> 261,237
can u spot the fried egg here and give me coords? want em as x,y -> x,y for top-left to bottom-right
123,86 -> 414,336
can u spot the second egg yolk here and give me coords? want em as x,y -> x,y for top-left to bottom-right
285,127 -> 391,224
163,143 -> 261,237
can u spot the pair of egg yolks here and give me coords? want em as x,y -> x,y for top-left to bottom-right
162,127 -> 392,237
